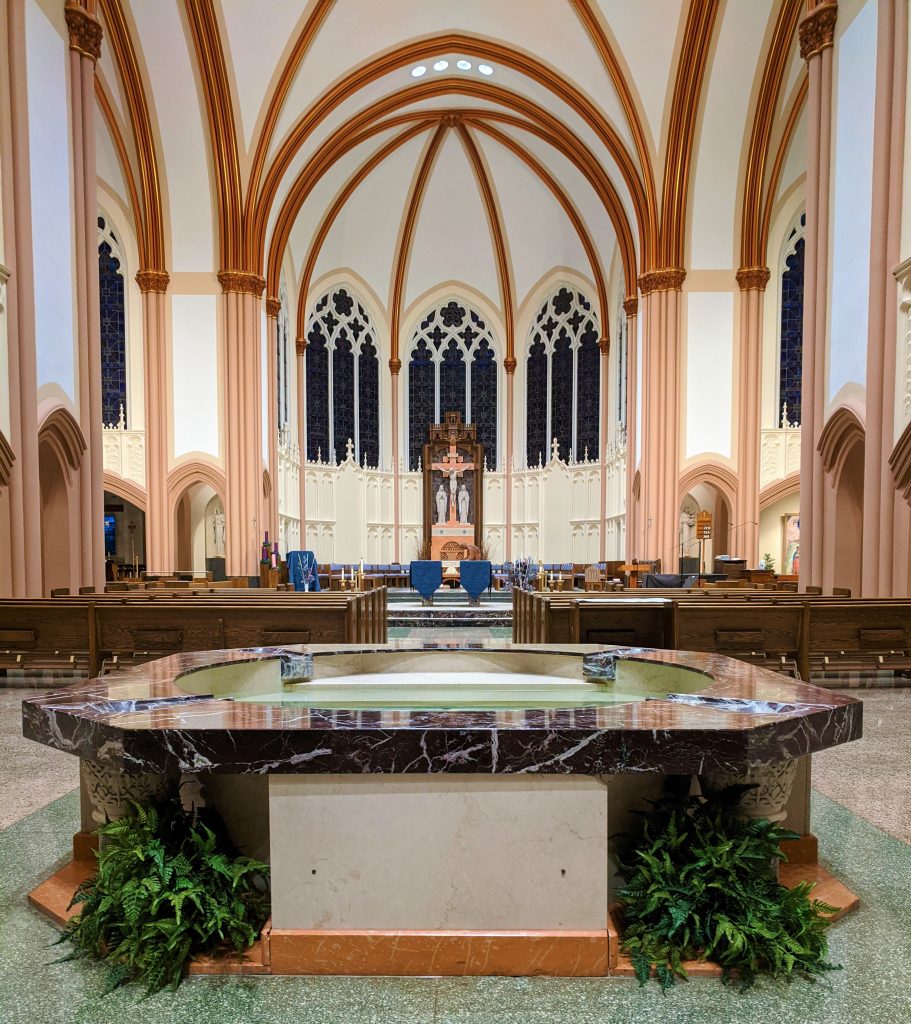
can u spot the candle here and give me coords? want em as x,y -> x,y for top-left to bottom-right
341,566 -> 346,583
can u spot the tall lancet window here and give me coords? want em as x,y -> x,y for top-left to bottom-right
406,300 -> 498,470
276,275 -> 291,428
305,286 -> 380,465
779,211 -> 806,425
525,286 -> 600,466
97,217 -> 127,426
616,298 -> 627,426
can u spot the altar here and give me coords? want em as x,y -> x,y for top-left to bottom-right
423,412 -> 484,560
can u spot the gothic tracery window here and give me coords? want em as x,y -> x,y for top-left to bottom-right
779,212 -> 806,425
407,300 -> 498,470
97,216 -> 127,426
525,286 -> 600,465
305,287 -> 380,465
276,275 -> 291,428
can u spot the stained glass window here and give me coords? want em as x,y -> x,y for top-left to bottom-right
779,212 -> 806,425
407,300 -> 498,470
276,275 -> 290,428
526,286 -> 601,464
305,287 -> 380,464
616,299 -> 627,426
97,218 -> 127,426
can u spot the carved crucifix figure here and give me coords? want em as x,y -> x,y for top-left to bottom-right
430,443 -> 475,525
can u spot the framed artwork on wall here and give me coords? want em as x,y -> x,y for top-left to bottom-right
782,513 -> 800,575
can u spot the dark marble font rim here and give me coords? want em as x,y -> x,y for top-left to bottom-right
21,641 -> 862,777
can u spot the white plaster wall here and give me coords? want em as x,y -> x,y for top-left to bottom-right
635,311 -> 642,469
171,295 -> 219,458
684,291 -> 733,458
26,0 -> 76,402
827,0 -> 877,404
261,307 -> 269,465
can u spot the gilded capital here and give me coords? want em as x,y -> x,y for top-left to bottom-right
638,268 -> 686,295
598,338 -> 610,355
265,296 -> 281,318
65,3 -> 103,62
799,3 -> 837,61
735,266 -> 772,291
388,358 -> 402,375
295,338 -> 307,356
135,269 -> 169,294
503,356 -> 518,374
623,296 -> 638,317
217,270 -> 266,296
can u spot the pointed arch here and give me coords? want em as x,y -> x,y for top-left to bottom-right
37,407 -> 87,484
759,471 -> 800,512
818,407 -> 865,484
890,420 -> 911,504
678,460 -> 739,512
103,470 -> 146,511
167,459 -> 226,513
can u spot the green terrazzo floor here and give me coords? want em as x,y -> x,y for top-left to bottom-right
0,790 -> 909,1023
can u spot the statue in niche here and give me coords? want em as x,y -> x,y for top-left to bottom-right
211,506 -> 226,558
458,484 -> 470,524
435,484 -> 447,525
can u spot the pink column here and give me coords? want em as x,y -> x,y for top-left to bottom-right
622,298 -> 638,561
219,273 -> 266,577
265,297 -> 280,545
1,0 -> 42,595
136,272 -> 170,571
65,2 -> 105,590
735,268 -> 771,567
390,359 -> 401,561
638,271 -> 685,570
798,2 -> 838,590
296,338 -> 307,543
598,339 -> 609,561
863,0 -> 908,596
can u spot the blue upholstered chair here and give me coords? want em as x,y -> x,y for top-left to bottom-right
410,560 -> 442,603
287,550 -> 321,591
460,561 -> 492,604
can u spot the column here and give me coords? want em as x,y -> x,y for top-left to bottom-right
637,270 -> 685,569
389,358 -> 401,561
65,1 -> 105,591
504,356 -> 516,560
265,297 -> 280,545
218,272 -> 265,577
136,271 -> 170,571
598,340 -> 609,561
863,0 -> 908,596
798,1 -> 837,590
735,267 -> 772,567
1,0 -> 42,595
622,297 -> 638,562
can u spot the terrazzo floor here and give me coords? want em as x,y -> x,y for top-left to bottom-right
1,684 -> 909,1023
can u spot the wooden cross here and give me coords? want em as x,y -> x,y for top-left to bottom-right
431,442 -> 475,525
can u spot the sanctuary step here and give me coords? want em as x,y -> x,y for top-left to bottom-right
387,589 -> 512,629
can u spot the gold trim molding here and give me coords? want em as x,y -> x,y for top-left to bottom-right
638,268 -> 686,294
65,3 -> 103,62
623,297 -> 638,317
265,297 -> 281,318
735,266 -> 772,291
135,269 -> 169,293
217,271 -> 266,296
799,3 -> 837,61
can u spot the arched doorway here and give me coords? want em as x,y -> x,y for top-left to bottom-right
103,490 -> 146,578
174,483 -> 225,578
39,442 -> 77,595
833,441 -> 864,596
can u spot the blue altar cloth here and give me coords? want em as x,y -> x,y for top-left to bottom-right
410,560 -> 442,601
460,560 -> 492,601
287,550 -> 321,591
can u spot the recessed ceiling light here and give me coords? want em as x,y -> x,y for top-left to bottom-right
433,60 -> 449,71
478,64 -> 493,76
456,60 -> 472,71
411,65 -> 427,78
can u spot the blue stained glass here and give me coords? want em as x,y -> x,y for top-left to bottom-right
576,320 -> 600,459
779,234 -> 805,424
98,241 -> 127,425
333,330 -> 355,462
471,338 -> 497,469
358,336 -> 379,467
409,338 -> 434,470
439,338 -> 465,420
551,327 -> 574,458
306,323 -> 330,461
526,337 -> 547,466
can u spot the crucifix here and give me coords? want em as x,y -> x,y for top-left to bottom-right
430,442 -> 475,524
